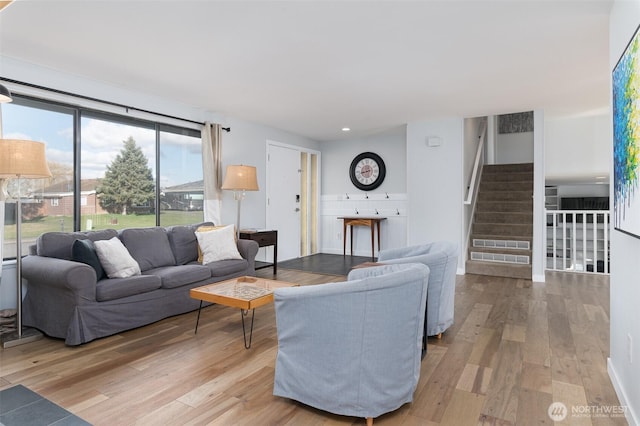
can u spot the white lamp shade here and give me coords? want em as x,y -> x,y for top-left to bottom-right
221,165 -> 259,191
0,139 -> 52,179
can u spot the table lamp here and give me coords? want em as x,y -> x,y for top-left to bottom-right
221,165 -> 259,236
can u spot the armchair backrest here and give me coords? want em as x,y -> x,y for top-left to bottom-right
273,263 -> 429,419
378,241 -> 458,337
378,241 -> 457,292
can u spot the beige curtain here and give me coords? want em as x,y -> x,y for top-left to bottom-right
201,122 -> 223,225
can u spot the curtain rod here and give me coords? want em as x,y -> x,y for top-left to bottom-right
0,77 -> 231,132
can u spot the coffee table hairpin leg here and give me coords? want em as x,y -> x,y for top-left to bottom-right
241,309 -> 256,349
194,301 -> 204,334
193,302 -> 255,349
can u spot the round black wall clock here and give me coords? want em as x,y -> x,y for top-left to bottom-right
349,152 -> 386,191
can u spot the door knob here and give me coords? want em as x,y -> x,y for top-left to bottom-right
295,208 -> 300,212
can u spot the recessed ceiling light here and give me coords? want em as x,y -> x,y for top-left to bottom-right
341,127 -> 351,132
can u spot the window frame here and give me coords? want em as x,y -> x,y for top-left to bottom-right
2,93 -> 203,259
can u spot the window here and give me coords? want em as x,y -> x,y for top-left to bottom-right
1,98 -> 74,258
80,112 -> 156,231
2,94 -> 203,260
159,124 -> 203,226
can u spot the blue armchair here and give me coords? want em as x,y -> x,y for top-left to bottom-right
378,241 -> 458,340
273,263 -> 429,425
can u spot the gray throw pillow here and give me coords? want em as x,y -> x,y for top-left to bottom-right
72,238 -> 106,281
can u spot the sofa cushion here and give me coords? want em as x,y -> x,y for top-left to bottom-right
120,227 -> 176,272
144,264 -> 211,289
37,229 -> 118,260
95,275 -> 162,301
195,225 -> 242,264
95,237 -> 141,278
72,239 -> 106,281
203,259 -> 249,277
166,225 -> 198,265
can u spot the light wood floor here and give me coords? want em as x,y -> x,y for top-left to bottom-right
0,269 -> 626,425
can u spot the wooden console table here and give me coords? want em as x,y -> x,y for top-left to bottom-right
239,230 -> 278,274
338,217 -> 387,260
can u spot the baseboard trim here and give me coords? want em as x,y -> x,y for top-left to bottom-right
532,273 -> 545,282
608,358 -> 638,426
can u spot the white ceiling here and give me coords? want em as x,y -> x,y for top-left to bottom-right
0,0 -> 612,142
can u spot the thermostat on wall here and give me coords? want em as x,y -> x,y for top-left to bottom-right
426,136 -> 442,147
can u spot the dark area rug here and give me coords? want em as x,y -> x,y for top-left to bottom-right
0,385 -> 91,426
277,253 -> 374,276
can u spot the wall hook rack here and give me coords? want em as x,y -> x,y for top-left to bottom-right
385,192 -> 390,199
355,208 -> 359,215
364,193 -> 369,199
396,208 -> 400,215
345,193 -> 350,200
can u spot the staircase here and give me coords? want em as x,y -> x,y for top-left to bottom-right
466,163 -> 533,279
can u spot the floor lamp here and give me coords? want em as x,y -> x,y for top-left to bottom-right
0,139 -> 52,348
221,165 -> 259,236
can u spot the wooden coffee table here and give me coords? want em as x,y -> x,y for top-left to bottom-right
190,276 -> 297,349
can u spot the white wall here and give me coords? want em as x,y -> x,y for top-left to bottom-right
532,110 -> 546,282
319,126 -> 408,256
496,131 -> 534,164
321,125 -> 406,194
608,2 -> 640,424
545,113 -> 610,181
219,116 -> 320,231
0,57 -> 320,310
406,118 -> 464,272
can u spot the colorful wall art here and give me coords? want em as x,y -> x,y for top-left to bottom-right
613,24 -> 640,239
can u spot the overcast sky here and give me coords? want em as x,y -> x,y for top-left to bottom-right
1,102 -> 202,188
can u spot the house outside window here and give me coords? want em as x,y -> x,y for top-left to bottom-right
1,94 -> 204,260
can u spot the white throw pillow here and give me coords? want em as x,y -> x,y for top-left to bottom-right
195,224 -> 242,264
94,237 -> 141,278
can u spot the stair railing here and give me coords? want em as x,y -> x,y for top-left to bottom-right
545,210 -> 610,274
463,119 -> 488,262
464,118 -> 488,206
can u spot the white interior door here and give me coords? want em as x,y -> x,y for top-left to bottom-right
267,144 -> 301,261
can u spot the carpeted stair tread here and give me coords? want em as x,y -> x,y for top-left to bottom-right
477,200 -> 533,212
468,162 -> 534,279
473,223 -> 533,237
481,172 -> 534,182
478,190 -> 533,202
466,260 -> 532,279
474,212 -> 533,223
483,163 -> 534,173
480,181 -> 533,191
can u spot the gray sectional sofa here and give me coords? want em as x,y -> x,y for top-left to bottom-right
21,222 -> 259,345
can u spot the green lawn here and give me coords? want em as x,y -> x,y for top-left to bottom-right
3,211 -> 204,240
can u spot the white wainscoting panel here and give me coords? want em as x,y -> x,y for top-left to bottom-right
321,193 -> 408,257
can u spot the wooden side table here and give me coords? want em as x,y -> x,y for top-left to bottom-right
338,217 -> 387,260
239,230 -> 278,274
